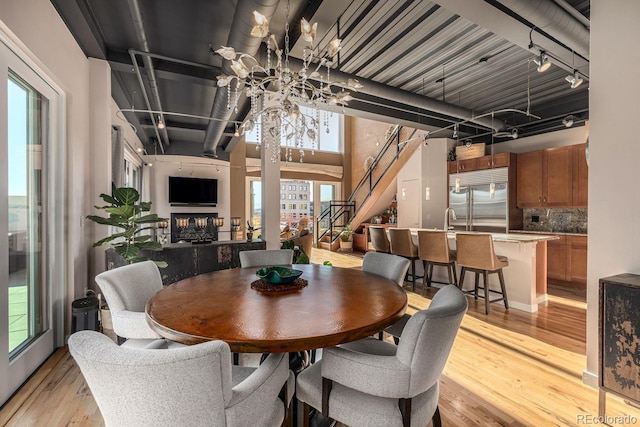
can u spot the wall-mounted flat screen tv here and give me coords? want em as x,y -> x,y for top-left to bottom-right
168,176 -> 218,205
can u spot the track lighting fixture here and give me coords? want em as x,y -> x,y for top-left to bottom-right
562,115 -> 575,127
533,52 -> 551,72
157,116 -> 165,129
452,123 -> 459,139
565,71 -> 583,89
511,128 -> 518,139
234,123 -> 240,137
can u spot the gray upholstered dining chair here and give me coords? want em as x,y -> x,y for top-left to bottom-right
239,249 -> 294,268
362,252 -> 411,343
296,285 -> 468,427
69,330 -> 292,427
95,261 -> 182,348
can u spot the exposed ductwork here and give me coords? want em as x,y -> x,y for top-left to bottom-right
496,0 -> 589,59
202,0 -> 281,157
127,0 -> 171,148
285,56 -> 507,132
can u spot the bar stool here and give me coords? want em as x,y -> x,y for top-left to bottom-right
388,228 -> 422,292
369,226 -> 390,253
417,230 -> 457,296
455,233 -> 509,315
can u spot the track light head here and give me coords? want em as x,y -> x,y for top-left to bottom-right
533,52 -> 551,72
565,71 -> 583,89
157,117 -> 165,129
511,128 -> 518,139
562,115 -> 574,127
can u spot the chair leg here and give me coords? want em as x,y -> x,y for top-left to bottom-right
498,268 -> 509,309
300,401 -> 311,427
398,397 -> 412,427
233,352 -> 239,365
446,263 -> 453,286
458,267 -> 466,291
321,377 -> 332,418
483,270 -> 490,315
451,262 -> 458,287
422,260 -> 428,296
432,405 -> 442,427
411,258 -> 416,292
377,331 -> 383,341
474,272 -> 480,300
428,263 -> 434,287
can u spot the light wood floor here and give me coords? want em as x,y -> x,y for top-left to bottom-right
2,249 -> 639,426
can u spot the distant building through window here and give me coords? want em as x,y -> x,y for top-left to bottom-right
280,179 -> 311,224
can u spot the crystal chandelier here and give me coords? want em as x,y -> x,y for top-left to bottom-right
214,1 -> 362,163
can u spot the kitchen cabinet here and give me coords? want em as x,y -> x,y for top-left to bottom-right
547,235 -> 568,281
516,146 -> 573,208
543,233 -> 587,288
448,152 -> 511,173
569,235 -> 587,283
572,143 -> 588,207
476,152 -> 511,170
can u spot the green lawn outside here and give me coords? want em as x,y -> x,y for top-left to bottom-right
8,286 -> 28,352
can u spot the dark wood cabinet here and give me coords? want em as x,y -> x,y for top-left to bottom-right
517,146 -> 574,208
516,150 -> 544,207
599,274 -> 640,417
448,152 -> 512,173
543,234 -> 587,288
547,235 -> 568,281
572,143 -> 588,207
568,235 -> 587,283
476,152 -> 511,170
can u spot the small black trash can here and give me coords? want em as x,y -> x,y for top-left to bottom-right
71,297 -> 100,333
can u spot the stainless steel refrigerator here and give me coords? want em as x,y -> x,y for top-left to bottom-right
448,168 -> 509,233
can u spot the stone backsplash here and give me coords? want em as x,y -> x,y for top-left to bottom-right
523,208 -> 588,233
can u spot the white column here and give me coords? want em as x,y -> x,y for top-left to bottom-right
260,95 -> 281,249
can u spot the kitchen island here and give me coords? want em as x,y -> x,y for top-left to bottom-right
407,230 -> 557,313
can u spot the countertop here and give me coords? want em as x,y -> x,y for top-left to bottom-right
509,230 -> 588,237
407,229 -> 559,243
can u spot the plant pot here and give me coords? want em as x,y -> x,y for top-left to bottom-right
247,232 -> 253,241
340,240 -> 353,252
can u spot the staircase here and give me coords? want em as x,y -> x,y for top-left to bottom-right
316,125 -> 421,250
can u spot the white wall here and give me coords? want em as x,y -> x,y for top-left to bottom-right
0,1 -> 92,325
492,126 -> 586,154
396,138 -> 452,229
145,156 -> 232,236
584,1 -> 640,387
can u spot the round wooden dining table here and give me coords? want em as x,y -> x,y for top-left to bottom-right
146,264 -> 408,353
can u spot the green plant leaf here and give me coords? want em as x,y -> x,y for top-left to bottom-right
105,205 -> 135,218
132,234 -> 154,242
154,260 -> 168,268
86,215 -> 119,226
113,187 -> 140,205
139,201 -> 152,211
99,193 -> 119,205
133,214 -> 162,224
114,244 -> 140,260
93,232 -> 129,247
323,261 -> 333,266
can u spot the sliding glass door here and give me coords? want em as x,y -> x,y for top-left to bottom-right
0,36 -> 64,406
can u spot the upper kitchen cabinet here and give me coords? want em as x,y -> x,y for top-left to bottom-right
572,143 -> 588,207
476,152 -> 512,170
517,146 -> 573,208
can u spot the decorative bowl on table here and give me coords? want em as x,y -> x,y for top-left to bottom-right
256,266 -> 303,284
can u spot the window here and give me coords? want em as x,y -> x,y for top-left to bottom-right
281,203 -> 286,210
288,194 -> 296,200
289,185 -> 296,191
281,194 -> 285,200
292,204 -> 297,210
281,184 -> 286,190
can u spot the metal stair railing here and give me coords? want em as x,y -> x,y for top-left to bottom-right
347,126 -> 417,221
316,200 -> 356,245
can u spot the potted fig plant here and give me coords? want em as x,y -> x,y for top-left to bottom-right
86,187 -> 167,268
339,223 -> 354,252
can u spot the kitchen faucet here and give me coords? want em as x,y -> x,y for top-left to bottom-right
444,208 -> 457,230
